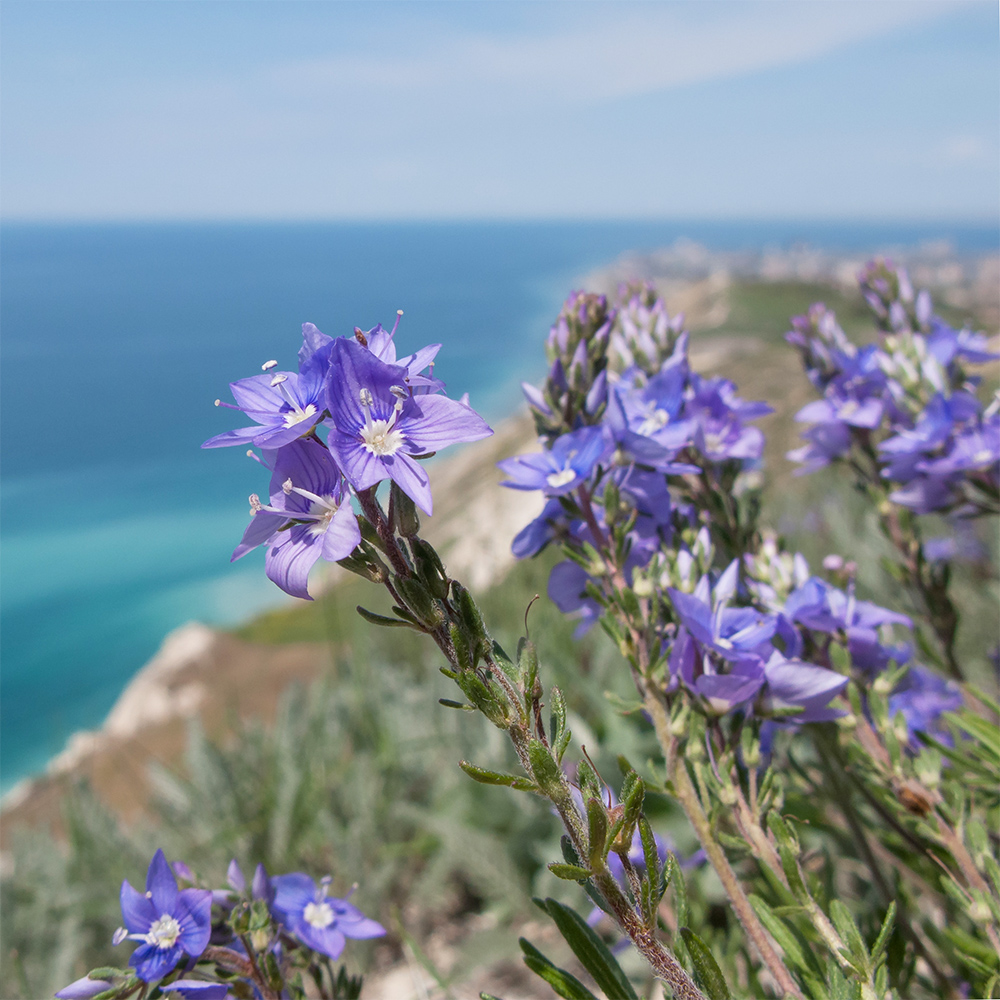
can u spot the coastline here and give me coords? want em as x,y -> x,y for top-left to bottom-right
4,240 -> 997,842
0,414 -> 543,841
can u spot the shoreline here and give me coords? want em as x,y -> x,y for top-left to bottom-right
0,413 -> 543,838
4,241 -> 997,834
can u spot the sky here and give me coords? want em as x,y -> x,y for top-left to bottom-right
1,0 -> 997,221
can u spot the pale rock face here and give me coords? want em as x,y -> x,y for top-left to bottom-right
44,622 -> 215,779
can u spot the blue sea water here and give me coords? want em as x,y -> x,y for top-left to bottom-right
2,219 -> 997,793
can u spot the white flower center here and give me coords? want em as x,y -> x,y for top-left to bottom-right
306,498 -> 340,537
546,466 -> 576,489
283,403 -> 317,428
146,914 -> 182,950
361,418 -> 405,457
637,407 -> 669,436
304,900 -> 335,929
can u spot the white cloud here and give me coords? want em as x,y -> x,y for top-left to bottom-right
268,1 -> 955,104
939,134 -> 989,164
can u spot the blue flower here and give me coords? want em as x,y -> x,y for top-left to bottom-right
119,849 -> 213,983
202,348 -> 329,451
233,438 -> 361,600
326,337 -> 492,514
55,977 -> 114,999
271,874 -> 385,960
162,981 -> 234,1000
499,425 -> 612,496
889,665 -> 962,747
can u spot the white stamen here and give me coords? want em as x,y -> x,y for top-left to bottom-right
270,374 -> 288,387
249,494 -> 263,512
390,385 -> 408,399
112,926 -> 129,946
282,478 -> 294,495
359,387 -> 374,407
262,360 -> 278,371
282,403 -> 317,428
361,419 -> 405,457
214,399 -> 221,407
144,913 -> 182,950
304,901 -> 335,929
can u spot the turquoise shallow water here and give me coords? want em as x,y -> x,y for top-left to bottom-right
2,219 -> 996,792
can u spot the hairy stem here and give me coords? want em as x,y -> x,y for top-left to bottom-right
643,693 -> 803,999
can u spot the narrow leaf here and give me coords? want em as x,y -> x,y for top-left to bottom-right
540,898 -> 639,1000
356,605 -> 420,628
519,938 -> 600,1000
548,862 -> 593,881
680,928 -> 732,1000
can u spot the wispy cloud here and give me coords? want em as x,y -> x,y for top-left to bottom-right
268,1 -> 954,103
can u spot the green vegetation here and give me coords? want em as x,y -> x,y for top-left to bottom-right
3,277 -> 995,998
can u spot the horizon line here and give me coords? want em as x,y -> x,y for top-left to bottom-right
3,212 -> 998,228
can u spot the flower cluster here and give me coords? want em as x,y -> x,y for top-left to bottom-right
501,285 -> 857,727
787,259 -> 999,516
203,314 -> 492,598
57,850 -> 384,999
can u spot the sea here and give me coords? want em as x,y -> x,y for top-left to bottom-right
2,219 -> 997,794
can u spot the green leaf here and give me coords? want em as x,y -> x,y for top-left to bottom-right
548,862 -> 593,881
561,836 -> 612,917
748,894 -> 813,974
528,739 -> 564,793
604,690 -> 645,715
439,699 -> 475,711
539,897 -> 639,1000
550,686 -> 568,744
459,760 -> 535,790
870,902 -> 896,963
622,775 -> 644,833
586,796 -> 610,866
680,927 -> 731,1000
519,938 -> 600,1000
355,605 -> 421,629
829,899 -> 869,971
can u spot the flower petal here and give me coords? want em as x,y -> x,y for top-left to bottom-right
120,878 -> 157,934
399,393 -> 493,452
265,528 -> 322,600
146,849 -> 179,914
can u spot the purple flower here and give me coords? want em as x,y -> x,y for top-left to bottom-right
202,349 -> 329,451
787,420 -> 852,473
667,562 -> 777,664
55,978 -> 114,1000
162,982 -> 234,1000
889,665 -> 963,747
926,319 -> 1000,366
226,858 -> 275,906
271,874 -> 385,960
301,316 -> 444,391
326,338 -> 492,514
499,425 -> 612,496
605,368 -> 696,470
119,849 -> 213,983
547,560 -> 602,637
233,438 -> 361,600
683,376 -> 770,463
511,498 -> 566,559
758,652 -> 847,722
783,577 -> 910,675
